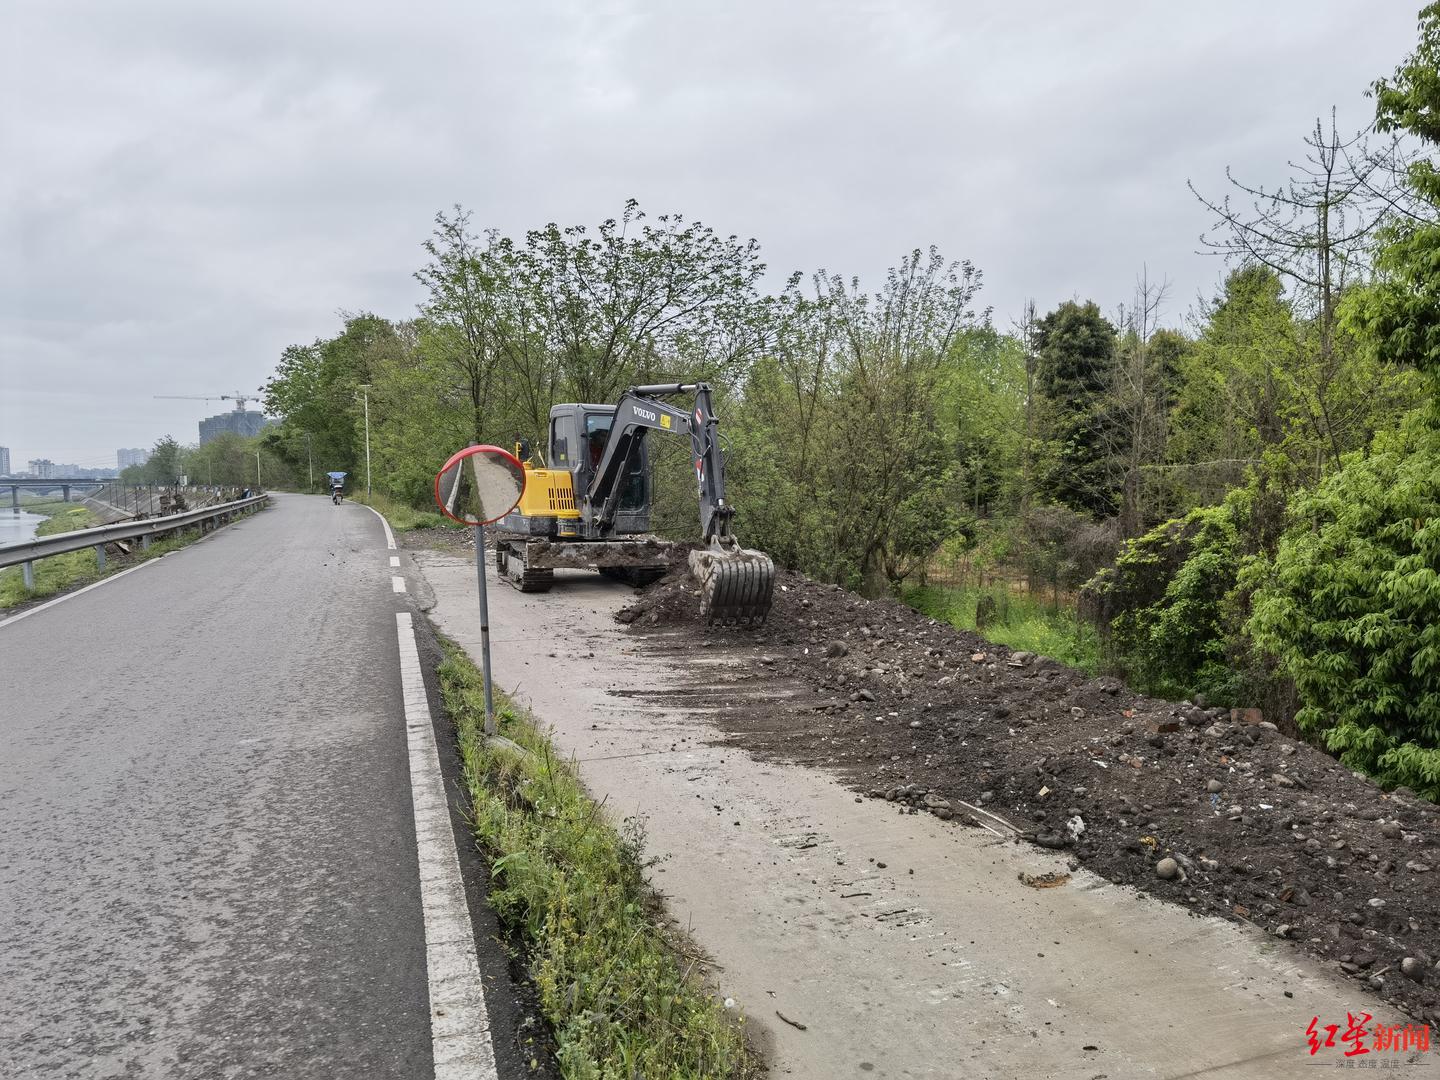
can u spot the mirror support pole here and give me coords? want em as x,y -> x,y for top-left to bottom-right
474,523 -> 497,734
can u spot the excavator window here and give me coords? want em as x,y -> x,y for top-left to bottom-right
550,416 -> 569,465
585,412 -> 644,510
584,414 -> 614,469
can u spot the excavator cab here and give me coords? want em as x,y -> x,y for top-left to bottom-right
548,405 -> 650,535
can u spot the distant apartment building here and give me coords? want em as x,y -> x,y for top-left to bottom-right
0,446 -> 10,476
28,459 -> 56,478
199,409 -> 272,446
117,447 -> 150,470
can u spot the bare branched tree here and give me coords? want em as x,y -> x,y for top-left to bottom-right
1103,268 -> 1174,536
1013,300 -> 1039,512
1189,111 -> 1391,471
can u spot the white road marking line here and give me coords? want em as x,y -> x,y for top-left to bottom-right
393,575 -> 407,594
391,556 -> 401,568
395,612 -> 499,1080
363,503 -> 398,550
0,555 -> 168,632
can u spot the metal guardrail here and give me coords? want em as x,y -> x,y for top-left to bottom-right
0,494 -> 270,586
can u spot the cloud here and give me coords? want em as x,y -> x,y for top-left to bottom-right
0,0 -> 1421,464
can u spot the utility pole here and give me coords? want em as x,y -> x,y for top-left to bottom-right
358,385 -> 373,500
305,432 -> 313,492
255,450 -> 261,490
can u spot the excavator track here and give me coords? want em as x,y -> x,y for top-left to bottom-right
496,543 -> 554,592
688,545 -> 775,626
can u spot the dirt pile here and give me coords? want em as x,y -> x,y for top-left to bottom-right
618,567 -> 1440,1024
614,562 -> 696,625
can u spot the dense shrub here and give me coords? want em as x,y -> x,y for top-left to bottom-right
1086,504 -> 1243,701
1247,424 -> 1440,799
1015,504 -> 1118,603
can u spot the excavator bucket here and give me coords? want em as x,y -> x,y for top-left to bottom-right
688,543 -> 775,626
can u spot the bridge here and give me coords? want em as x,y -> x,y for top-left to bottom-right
5,476 -> 108,508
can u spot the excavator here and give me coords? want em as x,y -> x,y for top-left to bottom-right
492,382 -> 775,625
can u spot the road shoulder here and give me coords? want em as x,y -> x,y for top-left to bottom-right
411,544 -> 1415,1078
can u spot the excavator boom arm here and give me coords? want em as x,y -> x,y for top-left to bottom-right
583,382 -> 772,625
586,383 -> 733,542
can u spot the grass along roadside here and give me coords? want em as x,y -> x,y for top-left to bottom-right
353,490 -> 457,532
14,496 -> 79,515
902,582 -> 1103,675
437,638 -> 758,1080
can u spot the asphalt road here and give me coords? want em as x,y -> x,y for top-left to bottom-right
0,495 -> 501,1079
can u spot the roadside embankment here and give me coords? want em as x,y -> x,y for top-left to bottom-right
0,507 -> 106,608
416,541 -> 1420,1077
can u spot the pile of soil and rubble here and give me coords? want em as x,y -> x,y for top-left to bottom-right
618,564 -> 1440,1023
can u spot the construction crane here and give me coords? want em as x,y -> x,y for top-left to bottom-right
154,392 -> 259,412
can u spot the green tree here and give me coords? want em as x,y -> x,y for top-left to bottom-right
144,436 -> 182,484
183,432 -> 252,487
405,201 -> 769,466
525,200 -> 767,405
1032,300 -> 1120,517
1105,273 -> 1187,536
725,280 -> 836,570
730,249 -> 985,594
1353,1 -> 1440,387
936,327 -> 1026,517
816,248 -> 984,594
262,313 -> 408,489
1015,503 -> 1117,607
1087,502 -> 1244,700
415,209 -> 514,446
1168,267 -> 1299,534
367,337 -> 474,505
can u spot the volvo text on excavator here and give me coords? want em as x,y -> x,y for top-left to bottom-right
492,383 -> 774,625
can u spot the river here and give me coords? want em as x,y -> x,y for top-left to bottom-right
0,510 -> 46,546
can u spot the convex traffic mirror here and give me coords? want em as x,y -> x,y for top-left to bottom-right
433,445 -> 526,527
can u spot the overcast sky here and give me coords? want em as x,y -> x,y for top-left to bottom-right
0,1 -> 1422,468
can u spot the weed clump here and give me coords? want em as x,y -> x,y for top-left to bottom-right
438,642 -> 756,1080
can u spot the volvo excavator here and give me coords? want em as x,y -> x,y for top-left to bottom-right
492,383 -> 775,625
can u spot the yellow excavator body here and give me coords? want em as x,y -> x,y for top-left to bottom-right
513,467 -> 580,520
